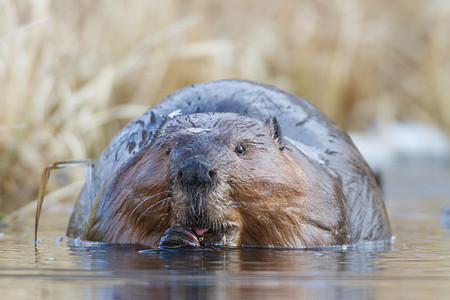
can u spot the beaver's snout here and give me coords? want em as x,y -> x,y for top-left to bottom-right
177,157 -> 217,189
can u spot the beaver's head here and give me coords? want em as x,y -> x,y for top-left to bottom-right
161,113 -> 290,246
85,113 -> 347,248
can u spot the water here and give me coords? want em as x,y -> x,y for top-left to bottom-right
1,164 -> 449,299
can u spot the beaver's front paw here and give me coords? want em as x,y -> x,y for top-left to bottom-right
158,226 -> 200,248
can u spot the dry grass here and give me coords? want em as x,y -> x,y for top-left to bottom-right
1,0 -> 449,212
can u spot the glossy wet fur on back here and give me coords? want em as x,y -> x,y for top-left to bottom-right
83,113 -> 352,247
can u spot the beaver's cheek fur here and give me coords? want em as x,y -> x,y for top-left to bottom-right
226,141 -> 348,248
83,143 -> 176,247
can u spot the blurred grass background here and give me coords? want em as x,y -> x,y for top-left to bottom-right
0,0 -> 449,213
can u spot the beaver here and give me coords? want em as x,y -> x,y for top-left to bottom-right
66,79 -> 391,248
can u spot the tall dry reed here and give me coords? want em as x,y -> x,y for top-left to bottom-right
1,0 -> 449,212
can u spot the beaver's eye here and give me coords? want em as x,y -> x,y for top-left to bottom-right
165,147 -> 171,156
235,144 -> 245,156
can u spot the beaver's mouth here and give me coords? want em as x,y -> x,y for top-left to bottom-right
187,224 -> 226,246
192,227 -> 210,237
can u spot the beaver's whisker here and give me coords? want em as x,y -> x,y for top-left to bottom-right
137,196 -> 172,220
131,191 -> 170,216
156,212 -> 171,229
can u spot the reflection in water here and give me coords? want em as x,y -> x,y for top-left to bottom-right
62,241 -> 390,299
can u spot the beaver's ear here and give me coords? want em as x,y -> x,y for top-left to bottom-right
265,116 -> 285,151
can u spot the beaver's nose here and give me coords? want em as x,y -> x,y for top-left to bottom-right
177,158 -> 217,188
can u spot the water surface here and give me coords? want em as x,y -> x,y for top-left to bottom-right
1,164 -> 449,299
